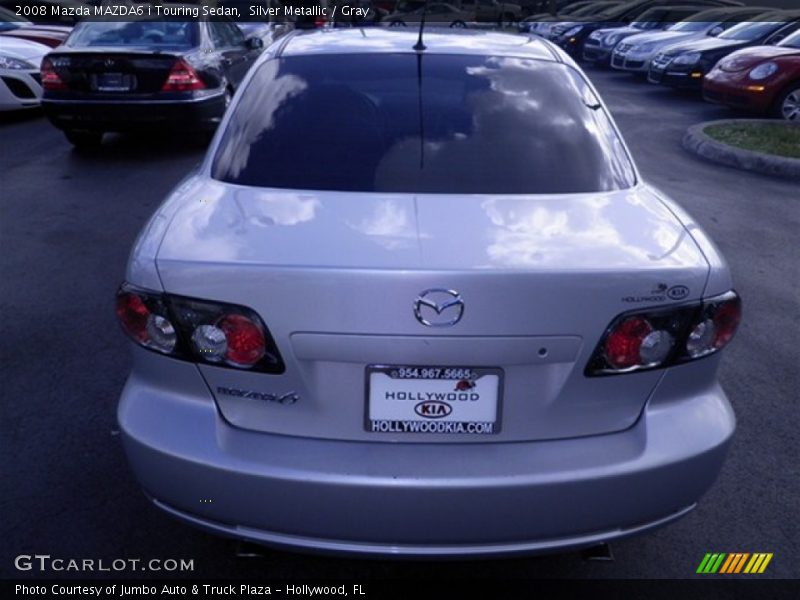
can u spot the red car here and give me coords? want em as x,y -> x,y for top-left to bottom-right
704,29 -> 800,121
0,25 -> 70,48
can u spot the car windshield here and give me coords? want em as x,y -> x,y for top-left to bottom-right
67,20 -> 198,49
779,29 -> 800,48
212,54 -> 636,194
631,21 -> 661,30
668,20 -> 714,33
718,20 -> 784,42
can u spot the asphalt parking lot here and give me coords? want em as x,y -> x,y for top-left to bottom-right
1,65 -> 798,580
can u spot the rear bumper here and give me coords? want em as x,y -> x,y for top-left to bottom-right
41,90 -> 225,132
118,358 -> 735,557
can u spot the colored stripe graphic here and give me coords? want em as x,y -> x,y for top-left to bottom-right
698,553 -> 773,574
744,553 -> 773,574
697,553 -> 726,573
720,553 -> 749,573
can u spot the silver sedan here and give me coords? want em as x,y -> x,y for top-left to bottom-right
115,28 -> 741,557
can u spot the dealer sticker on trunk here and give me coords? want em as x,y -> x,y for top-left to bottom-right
366,366 -> 502,435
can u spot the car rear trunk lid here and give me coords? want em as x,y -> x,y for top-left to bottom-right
152,179 -> 711,442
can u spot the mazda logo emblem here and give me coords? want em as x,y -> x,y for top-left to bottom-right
414,289 -> 464,327
104,59 -> 115,68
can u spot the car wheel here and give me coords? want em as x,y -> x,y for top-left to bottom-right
774,83 -> 800,121
450,21 -> 466,28
64,130 -> 103,149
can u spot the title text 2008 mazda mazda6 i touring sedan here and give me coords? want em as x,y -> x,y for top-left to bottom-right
115,28 -> 742,557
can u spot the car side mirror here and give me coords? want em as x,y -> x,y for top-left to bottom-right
708,26 -> 723,37
245,37 -> 264,50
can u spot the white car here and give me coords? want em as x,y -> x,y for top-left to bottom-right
115,28 -> 741,557
611,6 -> 772,74
0,36 -> 47,111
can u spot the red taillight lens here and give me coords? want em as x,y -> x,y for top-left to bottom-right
587,290 -> 741,376
604,317 -> 652,369
116,289 -> 177,354
218,314 -> 266,367
161,59 -> 206,92
116,292 -> 150,343
41,57 -> 67,91
686,293 -> 741,358
712,297 -> 741,349
115,284 -> 285,373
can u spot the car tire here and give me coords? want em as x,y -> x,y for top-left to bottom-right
64,130 -> 103,149
389,20 -> 406,27
773,83 -> 800,121
450,21 -> 466,28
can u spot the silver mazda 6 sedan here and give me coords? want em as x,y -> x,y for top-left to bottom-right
116,28 -> 742,557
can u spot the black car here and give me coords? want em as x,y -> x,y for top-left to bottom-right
40,15 -> 264,148
648,11 -> 800,89
552,0 -> 744,59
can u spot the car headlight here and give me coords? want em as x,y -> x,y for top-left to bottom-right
0,55 -> 36,70
564,25 -> 583,37
672,52 -> 701,66
589,31 -> 604,40
748,62 -> 778,81
604,33 -> 621,47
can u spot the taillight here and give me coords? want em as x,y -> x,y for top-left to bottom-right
40,57 -> 67,91
686,293 -> 741,359
218,314 -> 266,366
160,59 -> 206,92
115,284 -> 283,373
586,291 -> 741,376
116,290 -> 177,354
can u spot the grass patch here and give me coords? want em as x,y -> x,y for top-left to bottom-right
704,122 -> 800,159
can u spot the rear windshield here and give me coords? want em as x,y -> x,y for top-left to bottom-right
67,21 -> 198,49
212,54 -> 636,194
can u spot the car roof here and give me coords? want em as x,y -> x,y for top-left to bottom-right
278,28 -> 561,61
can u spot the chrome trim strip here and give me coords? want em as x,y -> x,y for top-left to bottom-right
41,90 -> 225,105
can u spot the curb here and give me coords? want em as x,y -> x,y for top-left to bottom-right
682,119 -> 800,181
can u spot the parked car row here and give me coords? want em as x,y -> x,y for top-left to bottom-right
524,1 -> 800,120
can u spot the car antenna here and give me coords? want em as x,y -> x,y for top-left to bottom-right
414,0 -> 429,51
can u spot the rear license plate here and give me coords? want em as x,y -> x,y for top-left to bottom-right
93,73 -> 135,92
366,366 -> 503,435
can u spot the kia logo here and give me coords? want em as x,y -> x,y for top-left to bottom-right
414,401 -> 452,419
667,285 -> 690,300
